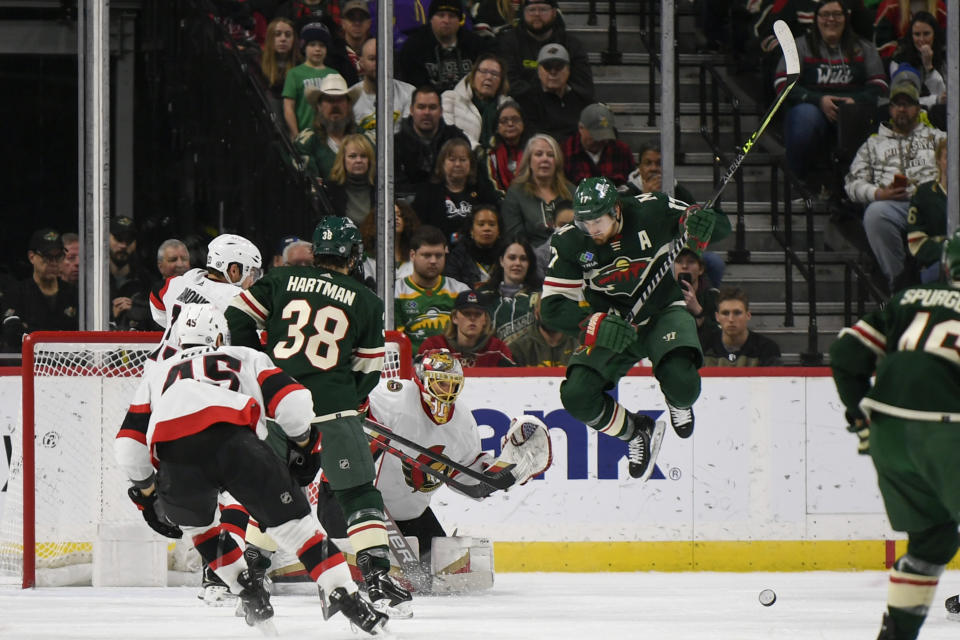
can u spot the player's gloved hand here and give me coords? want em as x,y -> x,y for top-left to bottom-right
682,205 -> 717,253
580,312 -> 636,353
845,410 -> 870,455
127,486 -> 183,539
288,424 -> 323,486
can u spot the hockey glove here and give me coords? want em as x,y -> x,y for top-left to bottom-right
846,411 -> 870,455
288,424 -> 323,486
682,205 -> 717,253
127,486 -> 183,539
581,312 -> 636,353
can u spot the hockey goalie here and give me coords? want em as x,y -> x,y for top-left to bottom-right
364,349 -> 553,593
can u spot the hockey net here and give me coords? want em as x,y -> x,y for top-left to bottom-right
0,330 -> 413,588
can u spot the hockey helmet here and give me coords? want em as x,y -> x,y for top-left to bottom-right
206,234 -> 263,285
312,216 -> 364,268
175,303 -> 228,348
942,228 -> 960,283
415,349 -> 464,405
573,177 -> 620,234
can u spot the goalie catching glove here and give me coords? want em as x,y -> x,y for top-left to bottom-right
288,423 -> 323,485
127,485 -> 183,539
581,312 -> 636,353
484,415 -> 553,491
682,205 -> 717,253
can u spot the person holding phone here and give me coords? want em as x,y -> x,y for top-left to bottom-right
844,64 -> 945,293
673,248 -> 720,343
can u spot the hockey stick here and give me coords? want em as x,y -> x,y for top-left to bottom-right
363,417 -> 515,490
382,510 -> 431,592
625,20 -> 800,322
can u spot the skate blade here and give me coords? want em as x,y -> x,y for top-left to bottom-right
637,421 -> 666,483
373,598 -> 414,619
253,619 -> 279,636
351,618 -> 392,636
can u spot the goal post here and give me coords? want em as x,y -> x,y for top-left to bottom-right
1,329 -> 413,588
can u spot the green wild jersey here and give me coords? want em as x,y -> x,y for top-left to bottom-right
541,191 -> 731,331
225,265 -> 385,416
394,275 -> 471,352
830,283 -> 960,422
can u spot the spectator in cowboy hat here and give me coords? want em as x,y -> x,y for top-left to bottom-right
294,73 -> 360,182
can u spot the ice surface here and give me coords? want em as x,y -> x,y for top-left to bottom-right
1,571 -> 959,639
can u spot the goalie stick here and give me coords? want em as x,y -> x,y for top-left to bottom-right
625,20 -> 800,322
365,429 -> 503,499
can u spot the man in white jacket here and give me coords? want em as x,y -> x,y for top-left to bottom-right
844,68 -> 945,291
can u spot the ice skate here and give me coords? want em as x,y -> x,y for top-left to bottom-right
626,414 -> 665,481
357,549 -> 414,618
198,564 -> 236,606
876,612 -> 896,639
666,402 -> 694,438
237,569 -> 274,627
321,586 -> 389,635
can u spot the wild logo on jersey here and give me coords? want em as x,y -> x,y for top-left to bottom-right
401,446 -> 449,493
588,255 -> 653,298
405,307 -> 451,337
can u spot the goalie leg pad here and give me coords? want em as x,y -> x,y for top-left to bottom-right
430,536 -> 494,594
490,416 -> 553,486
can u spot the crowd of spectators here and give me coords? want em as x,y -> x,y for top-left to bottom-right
20,0 -> 954,361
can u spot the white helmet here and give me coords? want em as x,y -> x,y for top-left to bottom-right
175,303 -> 227,348
206,234 -> 263,285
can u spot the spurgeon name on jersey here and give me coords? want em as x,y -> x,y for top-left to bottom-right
226,266 -> 385,417
542,192 -> 714,329
831,282 -> 960,422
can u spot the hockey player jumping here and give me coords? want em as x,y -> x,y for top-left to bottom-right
541,177 -> 730,480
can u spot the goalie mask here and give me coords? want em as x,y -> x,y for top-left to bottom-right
207,234 -> 263,285
415,349 -> 464,423
176,303 -> 228,348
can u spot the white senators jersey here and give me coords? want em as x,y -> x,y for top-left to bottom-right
368,378 -> 491,520
114,344 -> 314,484
149,268 -> 244,361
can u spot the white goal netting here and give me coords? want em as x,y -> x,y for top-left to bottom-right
0,330 -> 413,588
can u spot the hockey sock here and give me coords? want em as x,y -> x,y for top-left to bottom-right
218,500 -> 251,550
188,524 -> 246,593
886,554 -> 944,640
335,484 -> 389,558
559,367 -> 630,439
654,349 -> 701,408
269,515 -> 356,597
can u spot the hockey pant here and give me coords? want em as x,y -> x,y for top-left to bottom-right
154,424 -> 356,598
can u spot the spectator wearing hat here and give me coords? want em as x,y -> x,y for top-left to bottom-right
497,0 -> 593,99
109,216 -> 153,330
394,84 -> 469,200
398,0 -> 491,93
418,289 -> 515,367
562,103 -> 635,186
5,229 -> 79,345
515,43 -> 591,143
322,0 -> 372,87
294,73 -> 360,182
350,38 -> 416,139
844,65 -> 945,292
282,21 -> 337,139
